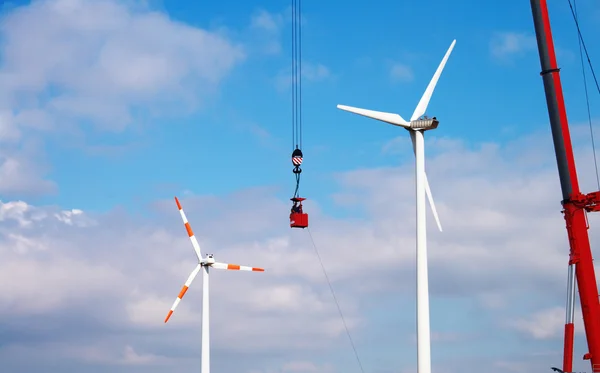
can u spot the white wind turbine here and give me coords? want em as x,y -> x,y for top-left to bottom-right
337,39 -> 456,373
164,196 -> 264,373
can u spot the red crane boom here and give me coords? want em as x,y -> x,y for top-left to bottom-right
530,1 -> 600,372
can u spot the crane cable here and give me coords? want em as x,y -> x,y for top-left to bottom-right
291,0 -> 303,199
306,227 -> 366,373
292,2 -> 363,370
568,0 -> 600,189
291,0 -> 303,151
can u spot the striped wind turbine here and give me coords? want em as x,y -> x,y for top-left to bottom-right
164,196 -> 265,373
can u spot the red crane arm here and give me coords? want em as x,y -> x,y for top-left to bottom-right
530,1 -> 600,372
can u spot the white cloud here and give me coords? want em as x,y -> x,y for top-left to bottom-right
508,306 -> 584,340
408,331 -> 469,344
54,208 -> 95,227
390,63 -> 414,82
1,0 -> 245,128
509,307 -> 564,340
24,342 -> 174,367
282,361 -> 335,373
303,63 -> 331,81
493,360 -> 535,373
382,136 -> 411,155
249,361 -> 335,373
0,139 -> 57,195
0,200 -> 40,226
2,125 -> 600,372
490,31 -> 536,61
275,62 -> 331,91
0,0 -> 245,195
0,110 -> 23,141
248,9 -> 285,55
119,345 -> 167,366
251,9 -> 284,33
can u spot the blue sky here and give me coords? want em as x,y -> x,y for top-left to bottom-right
1,0 -> 600,373
3,0 -> 597,211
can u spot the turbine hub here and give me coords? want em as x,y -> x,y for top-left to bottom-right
203,254 -> 216,265
409,117 -> 439,131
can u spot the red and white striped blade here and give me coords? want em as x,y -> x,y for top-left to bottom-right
211,262 -> 264,272
164,264 -> 202,323
174,197 -> 203,262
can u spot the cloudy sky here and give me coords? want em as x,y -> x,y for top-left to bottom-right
1,0 -> 600,372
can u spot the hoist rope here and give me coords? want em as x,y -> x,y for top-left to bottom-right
291,0 -> 296,150
298,0 -> 303,150
291,0 -> 303,150
291,0 -> 303,198
306,227 -> 366,373
568,0 -> 600,189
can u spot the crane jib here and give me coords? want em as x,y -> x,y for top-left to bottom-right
530,1 -> 600,372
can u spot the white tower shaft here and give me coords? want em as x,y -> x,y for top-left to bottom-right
414,129 -> 431,373
202,266 -> 210,373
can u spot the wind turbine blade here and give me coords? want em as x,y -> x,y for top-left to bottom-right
424,173 -> 442,232
410,39 -> 456,121
212,262 -> 265,272
337,105 -> 410,127
174,196 -> 203,262
165,264 -> 202,323
409,131 -> 442,232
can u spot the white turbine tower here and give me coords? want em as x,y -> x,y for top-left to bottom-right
164,196 -> 264,373
337,39 -> 456,373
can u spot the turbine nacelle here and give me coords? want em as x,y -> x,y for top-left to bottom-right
202,254 -> 216,265
408,117 -> 439,131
